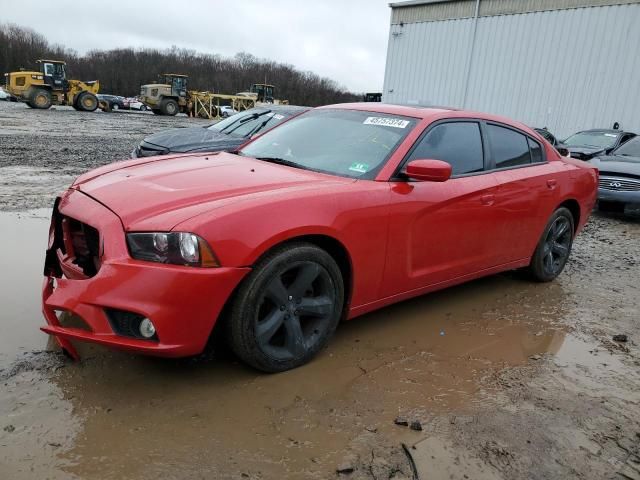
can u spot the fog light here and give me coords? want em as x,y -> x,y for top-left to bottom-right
139,318 -> 156,339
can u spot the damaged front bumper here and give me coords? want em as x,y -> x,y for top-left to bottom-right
41,188 -> 249,360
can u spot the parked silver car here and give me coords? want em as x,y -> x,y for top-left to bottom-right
589,136 -> 640,213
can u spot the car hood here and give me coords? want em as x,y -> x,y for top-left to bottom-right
567,146 -> 606,157
73,153 -> 349,230
589,155 -> 640,176
142,126 -> 246,153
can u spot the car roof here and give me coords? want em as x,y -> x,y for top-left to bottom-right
576,129 -> 631,135
252,105 -> 310,113
320,102 -> 454,118
317,103 -> 538,135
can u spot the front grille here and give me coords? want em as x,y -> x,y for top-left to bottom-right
66,218 -> 101,277
45,199 -> 101,278
599,175 -> 640,192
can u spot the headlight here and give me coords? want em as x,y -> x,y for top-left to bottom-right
126,232 -> 219,267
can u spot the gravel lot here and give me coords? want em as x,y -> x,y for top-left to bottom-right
0,101 -> 638,480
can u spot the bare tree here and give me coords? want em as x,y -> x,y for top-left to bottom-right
0,23 -> 361,106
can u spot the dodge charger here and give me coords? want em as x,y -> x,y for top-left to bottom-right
42,104 -> 598,372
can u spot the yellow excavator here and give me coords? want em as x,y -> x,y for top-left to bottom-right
4,59 -> 102,111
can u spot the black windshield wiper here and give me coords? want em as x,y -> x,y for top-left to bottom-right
255,156 -> 301,169
220,111 -> 272,135
246,117 -> 275,137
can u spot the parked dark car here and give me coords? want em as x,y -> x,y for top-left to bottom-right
564,129 -> 636,160
97,94 -> 125,111
589,136 -> 640,213
132,105 -> 309,158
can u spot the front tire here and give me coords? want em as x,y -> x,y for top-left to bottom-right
528,207 -> 574,282
30,88 -> 52,109
76,92 -> 99,112
228,243 -> 344,372
160,98 -> 179,116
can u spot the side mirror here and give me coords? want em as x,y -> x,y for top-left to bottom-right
404,159 -> 452,182
557,147 -> 569,157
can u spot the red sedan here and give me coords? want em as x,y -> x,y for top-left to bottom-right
41,104 -> 598,371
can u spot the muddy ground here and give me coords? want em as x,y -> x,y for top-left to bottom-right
0,101 -> 639,479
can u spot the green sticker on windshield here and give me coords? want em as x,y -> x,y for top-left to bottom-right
349,162 -> 370,173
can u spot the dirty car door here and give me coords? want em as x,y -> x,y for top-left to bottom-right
382,120 -> 499,296
484,123 -> 564,265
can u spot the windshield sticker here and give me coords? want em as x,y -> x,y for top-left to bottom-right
349,162 -> 370,173
363,117 -> 410,129
265,112 -> 285,120
604,133 -> 617,137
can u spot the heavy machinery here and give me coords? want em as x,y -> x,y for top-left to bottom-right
139,74 -> 256,119
4,59 -> 102,111
237,83 -> 289,105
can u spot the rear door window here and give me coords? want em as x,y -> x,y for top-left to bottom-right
487,124 -> 531,169
528,138 -> 544,164
407,122 -> 484,175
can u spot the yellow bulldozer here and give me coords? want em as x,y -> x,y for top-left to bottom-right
138,75 -> 286,119
4,59 -> 102,111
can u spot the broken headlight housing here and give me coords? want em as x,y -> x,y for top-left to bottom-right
126,232 -> 219,267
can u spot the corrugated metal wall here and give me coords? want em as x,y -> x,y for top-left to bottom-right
390,0 -> 640,23
383,2 -> 640,138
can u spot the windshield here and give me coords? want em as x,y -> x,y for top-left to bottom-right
564,131 -> 619,149
238,109 -> 418,179
208,109 -> 292,138
613,136 -> 640,158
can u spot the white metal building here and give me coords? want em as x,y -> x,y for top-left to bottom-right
383,0 -> 640,138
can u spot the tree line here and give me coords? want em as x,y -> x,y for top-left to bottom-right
0,23 -> 361,106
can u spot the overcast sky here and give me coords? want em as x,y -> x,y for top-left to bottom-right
2,0 -> 394,92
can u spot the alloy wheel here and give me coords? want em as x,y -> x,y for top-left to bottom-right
542,216 -> 572,276
256,261 -> 335,360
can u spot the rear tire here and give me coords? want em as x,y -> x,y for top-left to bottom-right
76,92 -> 98,112
112,103 -> 119,111
160,98 -> 179,116
528,207 -> 574,282
228,243 -> 344,372
30,88 -> 52,109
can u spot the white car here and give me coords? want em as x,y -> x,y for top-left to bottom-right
0,87 -> 16,101
219,105 -> 237,117
123,97 -> 148,111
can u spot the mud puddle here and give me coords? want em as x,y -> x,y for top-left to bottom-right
0,210 -> 52,364
0,211 -> 585,479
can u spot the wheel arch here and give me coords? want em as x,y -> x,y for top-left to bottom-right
251,233 -> 353,311
204,233 -> 354,356
556,198 -> 581,233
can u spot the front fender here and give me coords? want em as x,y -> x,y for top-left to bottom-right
177,183 -> 392,308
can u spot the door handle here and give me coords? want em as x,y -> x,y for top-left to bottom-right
481,194 -> 495,206
547,179 -> 557,189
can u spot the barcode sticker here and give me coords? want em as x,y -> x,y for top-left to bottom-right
363,117 -> 409,129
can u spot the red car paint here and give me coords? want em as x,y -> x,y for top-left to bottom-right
41,104 -> 598,360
